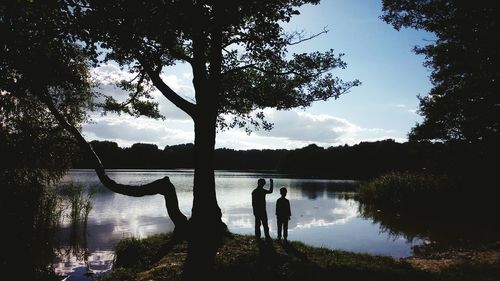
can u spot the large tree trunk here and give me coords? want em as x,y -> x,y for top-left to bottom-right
191,116 -> 222,224
182,10 -> 228,278
183,113 -> 227,280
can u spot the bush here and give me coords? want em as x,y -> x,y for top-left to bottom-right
356,171 -> 456,212
114,233 -> 172,271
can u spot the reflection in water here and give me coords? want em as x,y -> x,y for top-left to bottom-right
358,198 -> 500,251
53,250 -> 114,278
51,188 -> 117,280
54,170 -> 422,279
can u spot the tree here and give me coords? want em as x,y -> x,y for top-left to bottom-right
3,0 -> 359,277
381,0 -> 500,143
77,0 -> 359,276
1,1 -> 94,179
0,2 -> 95,279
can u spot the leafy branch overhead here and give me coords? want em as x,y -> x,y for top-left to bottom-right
99,74 -> 164,119
75,0 -> 359,131
382,0 -> 499,143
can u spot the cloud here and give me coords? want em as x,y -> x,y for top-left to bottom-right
82,108 -> 402,149
215,109 -> 401,149
91,63 -> 193,120
84,64 -> 406,149
395,103 -> 418,114
258,110 -> 362,143
83,115 -> 193,148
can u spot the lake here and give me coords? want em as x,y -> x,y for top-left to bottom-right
53,169 -> 423,279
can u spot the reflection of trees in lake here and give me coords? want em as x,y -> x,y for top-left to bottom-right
297,182 -> 358,200
357,199 -> 500,249
355,172 -> 500,250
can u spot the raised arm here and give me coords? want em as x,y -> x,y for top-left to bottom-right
267,178 -> 274,193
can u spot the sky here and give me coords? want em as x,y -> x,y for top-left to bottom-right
82,0 -> 435,150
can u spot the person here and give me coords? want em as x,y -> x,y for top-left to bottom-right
276,187 -> 291,242
251,178 -> 273,240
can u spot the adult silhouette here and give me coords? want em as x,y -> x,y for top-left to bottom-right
252,178 -> 273,240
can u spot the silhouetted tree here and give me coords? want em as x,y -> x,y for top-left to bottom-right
74,0 -> 358,274
1,1 -> 93,178
0,2 -> 94,279
381,1 -> 500,144
4,1 -> 359,277
77,1 -> 358,275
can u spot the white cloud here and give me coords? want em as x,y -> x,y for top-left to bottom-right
91,63 -> 193,120
84,64 -> 407,149
394,103 -> 418,115
82,109 -> 403,149
83,115 -> 193,148
258,110 -> 362,143
217,109 -> 399,149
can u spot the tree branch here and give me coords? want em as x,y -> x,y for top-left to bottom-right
287,28 -> 329,46
142,39 -> 194,64
113,74 -> 144,109
36,88 -> 188,227
223,63 -> 312,79
139,59 -> 197,119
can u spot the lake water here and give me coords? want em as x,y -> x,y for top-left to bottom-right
53,169 -> 423,279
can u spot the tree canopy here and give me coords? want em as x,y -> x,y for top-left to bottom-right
1,0 -> 95,184
76,0 -> 359,130
382,0 -> 500,143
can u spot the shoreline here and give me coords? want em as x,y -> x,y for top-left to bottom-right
95,233 -> 500,281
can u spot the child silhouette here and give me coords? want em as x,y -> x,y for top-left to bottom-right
276,187 -> 291,242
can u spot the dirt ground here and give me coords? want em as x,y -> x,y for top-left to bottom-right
404,243 -> 500,272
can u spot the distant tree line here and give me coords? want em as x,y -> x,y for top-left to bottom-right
71,139 -> 497,180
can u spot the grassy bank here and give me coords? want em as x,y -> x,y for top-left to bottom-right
98,233 -> 500,281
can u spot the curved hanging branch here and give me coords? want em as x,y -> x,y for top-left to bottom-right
36,88 -> 188,228
139,59 -> 197,119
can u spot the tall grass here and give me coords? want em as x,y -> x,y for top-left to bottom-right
113,233 -> 173,271
356,171 -> 500,245
356,171 -> 456,212
59,184 -> 94,225
56,184 -> 94,262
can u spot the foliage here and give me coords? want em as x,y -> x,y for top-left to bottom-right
1,3 -> 97,278
356,171 -> 456,211
74,0 -> 359,131
97,268 -> 137,281
1,0 -> 95,183
113,233 -> 174,271
0,179 -> 64,281
72,139 -> 461,179
381,1 -> 500,143
59,184 -> 94,225
356,171 -> 500,246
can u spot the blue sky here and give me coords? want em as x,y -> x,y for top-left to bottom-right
82,0 -> 435,150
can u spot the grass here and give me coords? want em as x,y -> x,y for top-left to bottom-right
355,171 -> 500,243
356,171 -> 457,212
97,233 -> 500,281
